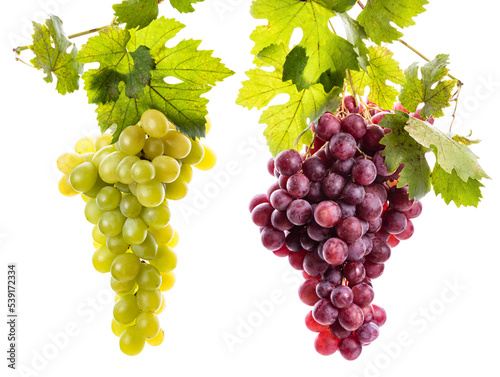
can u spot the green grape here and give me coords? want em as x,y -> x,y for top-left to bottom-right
163,130 -> 191,159
136,180 -> 165,207
85,199 -> 104,224
164,179 -> 188,200
136,264 -> 162,290
111,253 -> 141,282
95,134 -> 112,151
149,224 -> 174,245
155,294 -> 166,314
181,139 -> 205,165
92,245 -> 117,273
119,326 -> 145,356
136,288 -> 162,312
57,153 -> 85,175
131,232 -> 158,260
82,152 -> 95,162
159,272 -> 175,292
177,163 -> 193,184
140,109 -> 170,138
91,145 -> 116,168
141,204 -> 171,229
150,245 -> 177,273
143,137 -> 164,160
92,225 -> 106,245
75,136 -> 96,154
111,319 -> 134,337
136,312 -> 160,339
129,182 -> 138,196
83,176 -> 108,198
131,160 -> 156,183
69,162 -> 98,192
115,182 -> 131,193
194,144 -> 216,171
58,175 -> 78,197
146,329 -> 164,346
110,276 -> 136,294
119,125 -> 146,156
122,217 -> 148,245
99,151 -> 127,183
96,186 -> 122,211
97,209 -> 126,237
152,155 -> 180,183
120,193 -> 143,219
116,155 -> 140,184
106,233 -> 129,254
168,229 -> 179,248
114,294 -> 141,324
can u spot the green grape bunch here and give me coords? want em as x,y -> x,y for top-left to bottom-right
57,109 -> 216,355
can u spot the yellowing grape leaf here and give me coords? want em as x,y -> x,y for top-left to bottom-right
237,44 -> 341,156
113,0 -> 159,30
357,0 -> 429,45
29,15 -> 83,95
380,112 -> 431,200
399,55 -> 457,119
348,46 -> 405,110
431,163 -> 483,207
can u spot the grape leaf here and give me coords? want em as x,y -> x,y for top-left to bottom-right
169,0 -> 204,13
283,46 -> 316,92
251,0 -> 359,88
380,112 -> 431,200
237,44 -> 341,156
113,0 -> 159,30
357,0 -> 429,45
337,12 -> 369,71
405,117 -> 489,182
431,164 -> 483,208
330,0 -> 357,13
348,46 -> 405,110
452,134 -> 481,146
399,55 -> 456,119
29,15 -> 83,95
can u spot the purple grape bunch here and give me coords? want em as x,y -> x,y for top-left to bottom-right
249,97 -> 423,360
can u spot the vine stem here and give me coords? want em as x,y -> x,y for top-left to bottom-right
356,0 -> 462,85
346,70 -> 358,107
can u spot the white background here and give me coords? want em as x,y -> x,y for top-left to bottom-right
1,1 -> 499,376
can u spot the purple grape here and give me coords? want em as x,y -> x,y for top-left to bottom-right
302,156 -> 327,181
352,283 -> 374,307
306,220 -> 332,242
270,189 -> 293,211
360,304 -> 374,322
395,219 -> 414,241
364,259 -> 385,279
361,124 -> 385,151
260,226 -> 285,250
388,186 -> 414,212
372,305 -> 387,327
313,299 -> 339,326
322,173 -> 346,199
365,183 -> 388,204
249,194 -> 268,213
288,249 -> 308,270
286,199 -> 313,226
307,181 -> 325,202
347,239 -> 366,261
339,304 -> 364,331
337,200 -> 356,217
251,203 -> 273,227
278,174 -> 290,190
303,252 -> 329,276
336,216 -> 363,243
298,278 -> 321,306
285,230 -> 302,252
329,132 -> 357,160
341,182 -> 366,205
356,322 -> 380,344
368,238 -> 391,263
300,233 -> 318,251
314,148 -> 330,163
275,149 -> 303,176
367,218 -> 382,233
266,182 -> 280,200
361,219 -> 369,235
322,237 -> 348,266
330,320 -> 351,339
344,261 -> 366,285
286,173 -> 311,199
331,286 -> 353,309
373,150 -> 391,176
317,112 -> 341,141
356,193 -> 383,221
332,157 -> 355,176
404,201 -> 423,219
339,335 -> 363,360
314,200 -> 342,228
316,281 -> 335,299
344,96 -> 357,113
271,210 -> 294,231
352,159 -> 377,186
362,235 -> 373,255
341,113 -> 367,139
382,208 -> 407,234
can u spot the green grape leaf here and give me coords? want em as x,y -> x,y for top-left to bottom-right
330,0 -> 357,13
405,117 -> 490,182
283,46 -> 314,92
112,0 -> 159,30
29,15 -> 83,95
399,55 -> 457,119
169,0 -> 204,13
337,12 -> 369,71
357,0 -> 429,45
237,43 -> 341,156
251,0 -> 359,89
348,46 -> 405,110
431,164 -> 483,208
452,134 -> 481,146
380,112 -> 431,200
